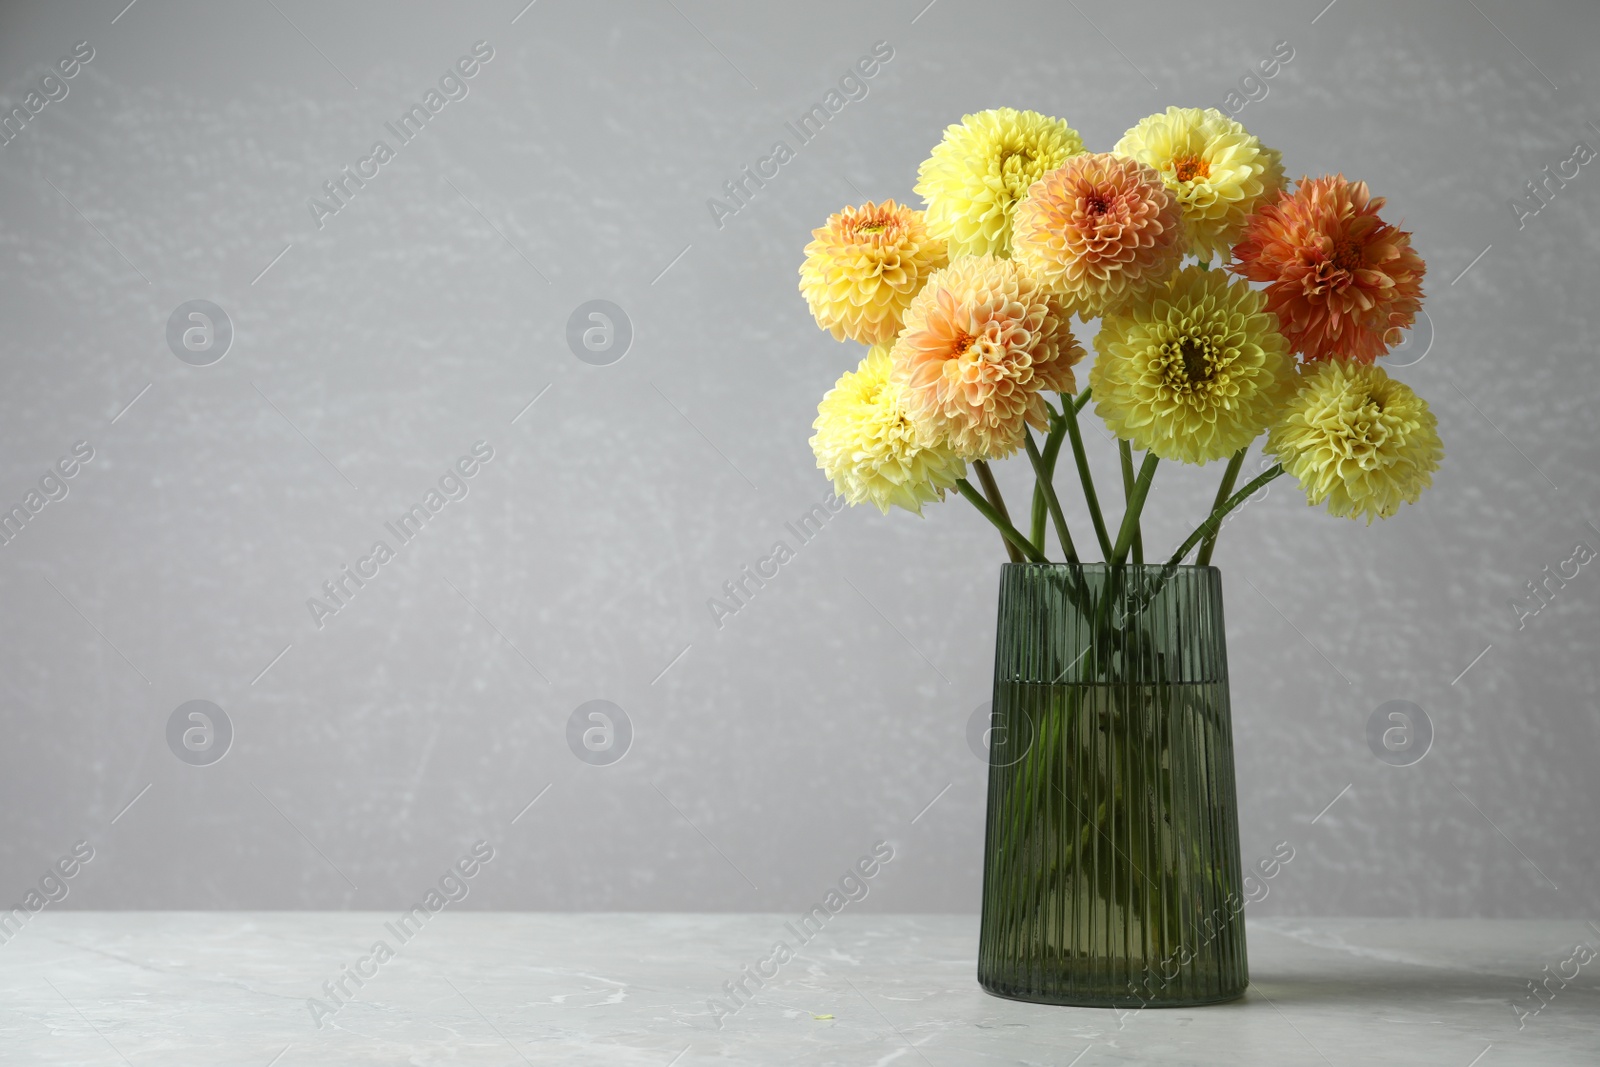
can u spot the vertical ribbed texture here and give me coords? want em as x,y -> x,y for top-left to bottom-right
977,563 -> 1248,1007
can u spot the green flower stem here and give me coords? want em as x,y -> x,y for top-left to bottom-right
1073,387 -> 1093,414
956,477 -> 1047,564
1062,390 -> 1114,561
1111,453 -> 1160,567
1119,440 -> 1144,566
1029,417 -> 1068,553
1196,448 -> 1248,567
1025,430 -> 1078,563
973,459 -> 1024,564
1166,463 -> 1285,566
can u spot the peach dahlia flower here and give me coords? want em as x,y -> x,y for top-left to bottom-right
890,255 -> 1084,460
1230,175 -> 1425,364
1012,153 -> 1186,320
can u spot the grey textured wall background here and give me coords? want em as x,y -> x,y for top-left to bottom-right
0,0 -> 1595,918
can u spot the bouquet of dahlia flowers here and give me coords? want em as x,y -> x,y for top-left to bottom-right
801,106 -> 1442,567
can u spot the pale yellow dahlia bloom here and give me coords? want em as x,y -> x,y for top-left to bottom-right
1266,359 -> 1442,523
1013,153 -> 1186,319
1114,107 -> 1286,261
1090,265 -> 1293,465
798,200 -> 949,345
914,108 -> 1084,258
810,346 -> 966,515
891,255 -> 1084,460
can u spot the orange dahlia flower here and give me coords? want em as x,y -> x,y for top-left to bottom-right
798,200 -> 948,345
890,256 -> 1084,460
1230,176 -> 1425,363
1012,153 -> 1187,319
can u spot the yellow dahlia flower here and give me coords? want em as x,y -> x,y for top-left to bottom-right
798,200 -> 948,345
1266,360 -> 1442,523
1090,265 -> 1293,465
1013,152 -> 1186,319
810,346 -> 966,515
1113,107 -> 1286,261
891,255 -> 1084,460
914,108 -> 1085,258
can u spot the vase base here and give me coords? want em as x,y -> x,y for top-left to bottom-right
978,977 -> 1248,1009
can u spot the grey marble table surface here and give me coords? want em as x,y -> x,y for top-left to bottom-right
0,913 -> 1592,1065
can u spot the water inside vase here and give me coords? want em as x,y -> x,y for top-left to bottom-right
977,565 -> 1248,1007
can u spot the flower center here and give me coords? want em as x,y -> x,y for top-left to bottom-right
1176,336 -> 1213,384
999,146 -> 1039,199
951,331 -> 1005,372
1330,235 -> 1363,273
1173,155 -> 1210,184
851,210 -> 894,239
1084,194 -> 1111,217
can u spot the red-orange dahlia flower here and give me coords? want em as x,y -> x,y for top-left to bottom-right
1229,175 -> 1425,364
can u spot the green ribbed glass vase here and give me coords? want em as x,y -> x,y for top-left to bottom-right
977,563 -> 1248,1007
